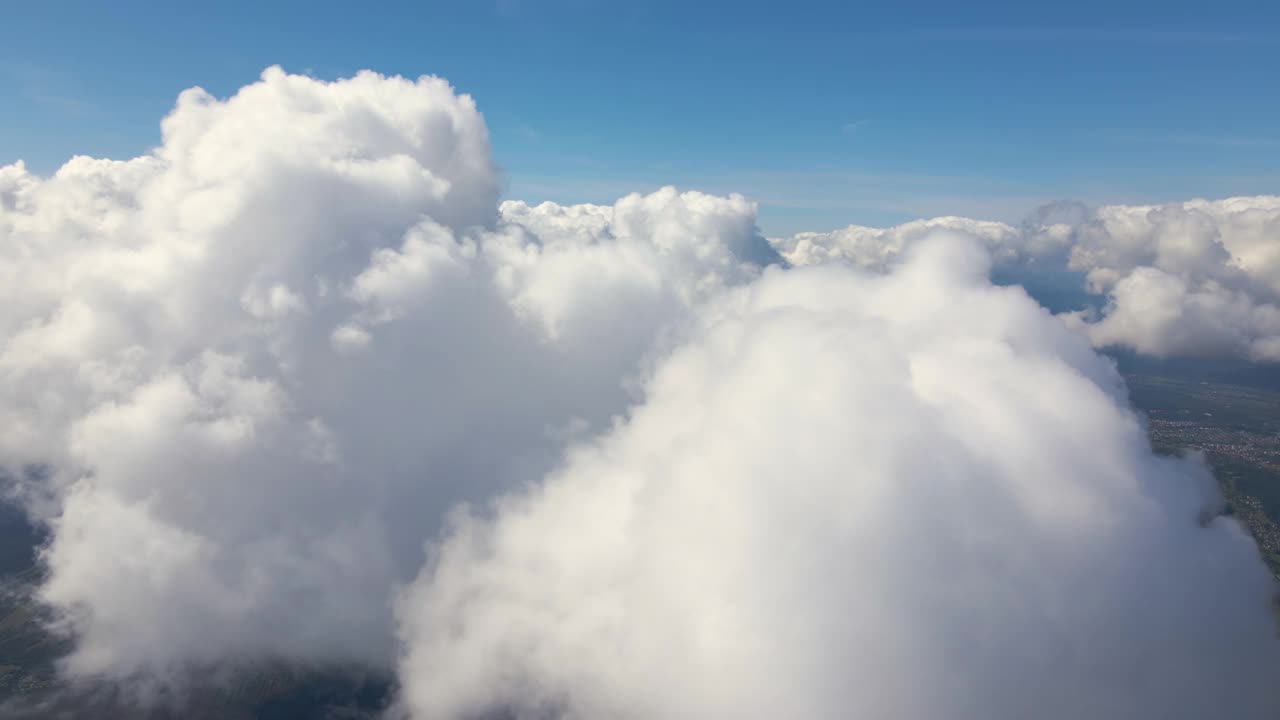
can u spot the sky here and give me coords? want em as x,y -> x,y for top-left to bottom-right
3,0 -> 1279,234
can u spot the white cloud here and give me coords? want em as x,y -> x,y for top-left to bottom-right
770,215 -> 1025,269
0,68 -> 771,684
1,67 -> 1278,719
396,236 -> 1280,720
772,195 -> 1280,361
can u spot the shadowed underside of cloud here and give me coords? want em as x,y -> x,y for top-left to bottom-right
1,67 -> 1278,719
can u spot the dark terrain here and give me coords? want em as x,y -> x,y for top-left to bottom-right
1127,374 -> 1280,577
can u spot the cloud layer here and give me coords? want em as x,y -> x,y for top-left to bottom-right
772,196 -> 1280,361
1,67 -> 1278,718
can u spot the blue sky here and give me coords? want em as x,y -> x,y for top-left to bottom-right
2,0 -> 1278,235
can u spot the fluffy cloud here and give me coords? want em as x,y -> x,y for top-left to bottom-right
0,68 -> 769,683
1058,197 -> 1280,361
772,196 -> 1280,361
494,189 -> 779,343
2,67 -> 1279,720
397,236 -> 1280,720
770,215 -> 1024,269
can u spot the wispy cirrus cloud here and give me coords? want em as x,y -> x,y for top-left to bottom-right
840,118 -> 871,135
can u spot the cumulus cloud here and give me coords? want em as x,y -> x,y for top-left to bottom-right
494,190 -> 780,340
1057,197 -> 1280,361
770,215 -> 1024,270
772,195 -> 1280,361
397,235 -> 1280,720
0,67 -> 770,683
2,66 -> 1279,720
